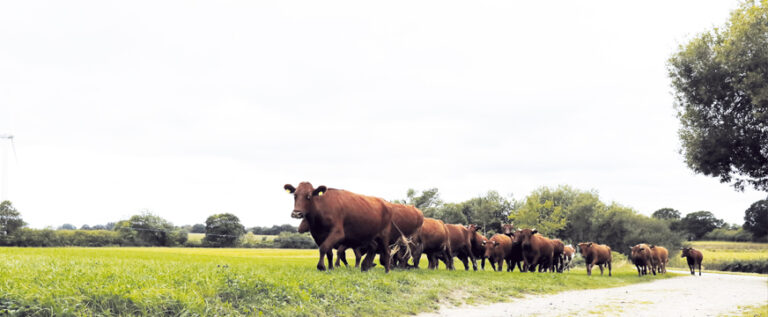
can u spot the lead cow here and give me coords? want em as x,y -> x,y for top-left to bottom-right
578,242 -> 612,276
284,182 -> 393,272
681,247 -> 703,276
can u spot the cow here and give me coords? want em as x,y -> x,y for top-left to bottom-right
467,224 -> 487,270
299,218 -> 366,269
444,224 -> 478,271
650,245 -> 669,275
550,239 -> 565,273
577,242 -> 612,276
514,228 -> 554,273
501,223 -> 515,236
386,203 -> 425,268
408,217 -> 453,269
562,245 -> 575,272
630,244 -> 653,276
681,247 -> 703,276
284,182 -> 393,272
483,234 -> 513,272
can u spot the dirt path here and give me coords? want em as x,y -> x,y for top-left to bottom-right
418,271 -> 768,317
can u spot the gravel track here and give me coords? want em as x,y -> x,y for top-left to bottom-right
418,271 -> 768,316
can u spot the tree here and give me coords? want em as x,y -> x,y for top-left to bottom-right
0,201 -> 25,239
190,223 -> 206,233
679,211 -> 726,240
460,191 -> 513,234
667,1 -> 768,191
652,208 -> 681,220
509,186 -> 573,236
743,199 -> 768,238
203,213 -> 245,247
394,188 -> 443,218
80,224 -> 92,230
114,211 -> 186,246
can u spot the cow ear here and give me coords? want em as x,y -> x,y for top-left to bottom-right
588,242 -> 593,247
284,184 -> 296,194
532,228 -> 538,234
650,245 -> 655,249
312,185 -> 327,197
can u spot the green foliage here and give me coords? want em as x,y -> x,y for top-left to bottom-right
190,223 -> 206,233
250,224 -> 298,235
394,188 -> 443,218
203,213 -> 246,247
679,211 -> 726,240
57,223 -> 76,230
652,208 -> 681,220
459,191 -> 513,234
437,203 -> 468,224
0,248 -> 676,316
11,229 -> 122,247
272,232 -> 316,249
114,212 -> 187,246
743,199 -> 768,238
667,0 -> 768,191
0,201 -> 24,244
703,227 -> 754,242
509,186 -> 571,236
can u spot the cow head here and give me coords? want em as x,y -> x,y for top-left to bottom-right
284,182 -> 327,219
482,238 -> 500,258
501,223 -> 514,236
631,244 -> 650,259
515,228 -> 537,248
681,247 -> 692,258
577,242 -> 593,256
467,224 -> 479,234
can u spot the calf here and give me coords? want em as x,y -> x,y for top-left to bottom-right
681,247 -> 703,276
630,244 -> 652,276
562,245 -> 575,272
578,242 -> 612,276
650,245 -> 669,275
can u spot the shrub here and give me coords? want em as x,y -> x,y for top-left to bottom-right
272,232 -> 316,249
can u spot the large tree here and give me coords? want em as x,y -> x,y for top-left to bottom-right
679,211 -> 725,240
667,0 -> 768,191
743,199 -> 768,238
652,208 -> 681,220
0,200 -> 24,238
203,213 -> 245,247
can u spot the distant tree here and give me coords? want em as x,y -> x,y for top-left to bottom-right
203,213 -> 245,247
0,201 -> 25,239
114,211 -> 185,246
439,203 -> 468,224
58,224 -> 76,230
104,222 -> 116,230
91,224 -> 106,230
679,211 -> 726,240
743,199 -> 768,238
394,188 -> 443,218
667,1 -> 768,191
190,223 -> 206,233
509,186 -> 572,236
652,208 -> 681,220
460,191 -> 513,234
80,224 -> 91,230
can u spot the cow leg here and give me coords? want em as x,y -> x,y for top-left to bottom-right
466,246 -> 478,271
607,261 -> 612,276
443,249 -> 455,270
375,236 -> 391,273
316,228 -> 344,271
496,258 -> 504,272
598,264 -> 604,276
458,254 -> 470,271
586,263 -> 592,276
336,245 -> 348,268
635,264 -> 641,277
506,259 -> 512,272
698,263 -> 702,276
489,258 -> 496,271
353,248 -> 363,268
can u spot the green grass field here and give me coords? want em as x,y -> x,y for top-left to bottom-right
0,247 -> 677,316
667,241 -> 768,274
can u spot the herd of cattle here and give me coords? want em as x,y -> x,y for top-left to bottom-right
284,182 -> 704,277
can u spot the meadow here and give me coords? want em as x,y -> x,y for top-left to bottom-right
667,241 -> 768,274
0,247 -> 675,316
187,233 -> 277,244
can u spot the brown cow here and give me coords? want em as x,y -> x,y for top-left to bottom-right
630,244 -> 653,276
681,247 -> 703,276
578,242 -> 612,276
650,245 -> 668,275
550,239 -> 565,273
300,218 -> 366,268
562,245 -> 575,272
284,182 -> 393,272
514,228 -> 554,273
483,234 -> 513,272
444,224 -> 478,271
410,217 -> 453,269
501,223 -> 515,235
467,224 -> 487,270
387,203 -> 425,268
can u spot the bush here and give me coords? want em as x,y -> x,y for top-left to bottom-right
703,228 -> 754,242
272,232 -> 316,249
9,229 -> 122,247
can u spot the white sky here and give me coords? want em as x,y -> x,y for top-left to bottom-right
1,0 -> 765,229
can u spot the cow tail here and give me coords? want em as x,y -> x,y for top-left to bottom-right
391,220 -> 412,262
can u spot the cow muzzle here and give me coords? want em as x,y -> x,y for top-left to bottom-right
291,210 -> 304,219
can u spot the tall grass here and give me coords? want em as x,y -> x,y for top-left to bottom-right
0,247 -> 675,316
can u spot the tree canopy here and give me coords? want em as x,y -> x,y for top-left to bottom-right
679,211 -> 725,240
203,213 -> 246,247
652,208 -> 681,220
667,0 -> 768,191
0,200 -> 24,239
743,199 -> 768,238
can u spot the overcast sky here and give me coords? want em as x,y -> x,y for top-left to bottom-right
0,0 -> 765,229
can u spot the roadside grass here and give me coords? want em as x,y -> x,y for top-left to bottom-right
668,241 -> 768,274
0,247 -> 677,316
723,304 -> 768,317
